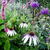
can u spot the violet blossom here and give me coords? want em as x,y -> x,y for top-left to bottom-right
40,8 -> 49,15
30,1 -> 39,8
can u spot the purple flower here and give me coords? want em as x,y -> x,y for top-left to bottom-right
40,8 -> 49,15
2,0 -> 7,7
30,2 -> 39,8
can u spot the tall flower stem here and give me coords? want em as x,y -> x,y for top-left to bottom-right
33,8 -> 36,18
34,8 -> 36,17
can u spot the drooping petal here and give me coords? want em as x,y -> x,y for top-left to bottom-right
19,23 -> 24,28
22,34 -> 29,41
29,37 -> 32,46
24,23 -> 28,28
32,36 -> 37,46
19,23 -> 28,28
23,36 -> 30,44
13,30 -> 17,34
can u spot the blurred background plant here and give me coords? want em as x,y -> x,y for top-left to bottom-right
0,0 -> 50,50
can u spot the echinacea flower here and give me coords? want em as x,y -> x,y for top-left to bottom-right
40,8 -> 49,15
30,1 -> 39,8
19,22 -> 28,28
4,28 -> 17,36
22,32 -> 39,46
2,0 -> 7,7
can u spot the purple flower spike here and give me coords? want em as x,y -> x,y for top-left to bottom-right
40,8 -> 49,15
1,7 -> 6,20
2,0 -> 7,7
30,2 -> 39,8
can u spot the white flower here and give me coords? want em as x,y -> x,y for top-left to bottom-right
22,32 -> 39,46
19,22 -> 28,28
4,28 -> 17,36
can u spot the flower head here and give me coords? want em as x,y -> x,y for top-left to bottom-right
30,2 -> 39,8
2,0 -> 7,7
40,8 -> 49,15
19,22 -> 28,28
22,32 -> 39,46
4,28 -> 17,36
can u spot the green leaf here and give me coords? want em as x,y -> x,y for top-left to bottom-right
0,25 -> 4,31
0,19 -> 4,24
4,40 -> 10,50
0,32 -> 6,38
0,41 -> 2,46
10,44 -> 19,50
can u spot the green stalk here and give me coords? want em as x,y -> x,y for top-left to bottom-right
34,9 -> 36,17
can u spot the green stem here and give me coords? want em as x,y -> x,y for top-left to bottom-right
34,9 -> 36,17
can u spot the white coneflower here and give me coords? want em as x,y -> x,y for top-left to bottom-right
4,28 -> 17,36
19,22 -> 28,28
22,32 -> 39,46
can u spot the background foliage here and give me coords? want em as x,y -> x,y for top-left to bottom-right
0,0 -> 50,50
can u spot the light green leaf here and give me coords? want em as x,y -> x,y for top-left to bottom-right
0,25 -> 5,31
4,40 -> 10,50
